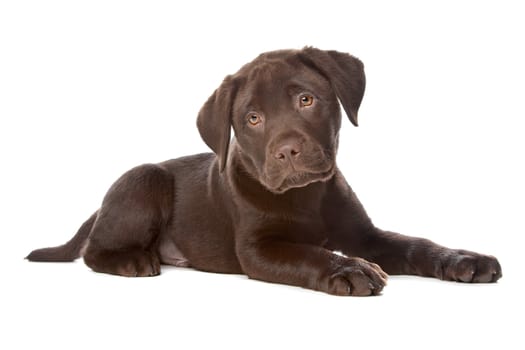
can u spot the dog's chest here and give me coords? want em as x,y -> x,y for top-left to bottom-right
247,208 -> 328,246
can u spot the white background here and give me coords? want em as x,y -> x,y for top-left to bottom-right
1,1 -> 523,349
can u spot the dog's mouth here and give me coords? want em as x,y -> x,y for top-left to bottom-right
267,166 -> 336,194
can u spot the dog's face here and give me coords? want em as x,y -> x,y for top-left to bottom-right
197,47 -> 366,193
231,57 -> 341,193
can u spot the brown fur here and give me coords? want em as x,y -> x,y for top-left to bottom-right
27,47 -> 502,296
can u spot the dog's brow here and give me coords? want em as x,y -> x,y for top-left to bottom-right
286,84 -> 313,96
288,75 -> 327,93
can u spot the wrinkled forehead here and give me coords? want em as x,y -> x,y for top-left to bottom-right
235,58 -> 331,111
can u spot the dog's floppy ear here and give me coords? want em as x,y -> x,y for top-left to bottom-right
299,47 -> 365,126
197,76 -> 237,172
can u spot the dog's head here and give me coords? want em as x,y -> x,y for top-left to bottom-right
197,47 -> 365,194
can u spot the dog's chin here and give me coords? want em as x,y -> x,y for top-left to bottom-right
266,167 -> 335,194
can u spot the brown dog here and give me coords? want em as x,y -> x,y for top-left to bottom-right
27,47 -> 502,296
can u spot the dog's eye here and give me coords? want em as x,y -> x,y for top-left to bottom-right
299,94 -> 314,107
247,113 -> 262,126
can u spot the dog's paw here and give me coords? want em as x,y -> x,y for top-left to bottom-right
116,250 -> 161,277
441,250 -> 502,283
84,247 -> 161,277
325,257 -> 388,296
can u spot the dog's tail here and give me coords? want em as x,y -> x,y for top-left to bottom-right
26,211 -> 98,262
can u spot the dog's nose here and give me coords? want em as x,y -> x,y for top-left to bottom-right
274,142 -> 301,161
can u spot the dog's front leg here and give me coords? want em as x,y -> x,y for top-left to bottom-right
349,229 -> 502,283
323,178 -> 502,283
236,238 -> 387,296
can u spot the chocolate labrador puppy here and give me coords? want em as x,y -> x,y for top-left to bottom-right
27,47 -> 502,296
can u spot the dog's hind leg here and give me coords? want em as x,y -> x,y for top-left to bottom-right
83,164 -> 174,277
